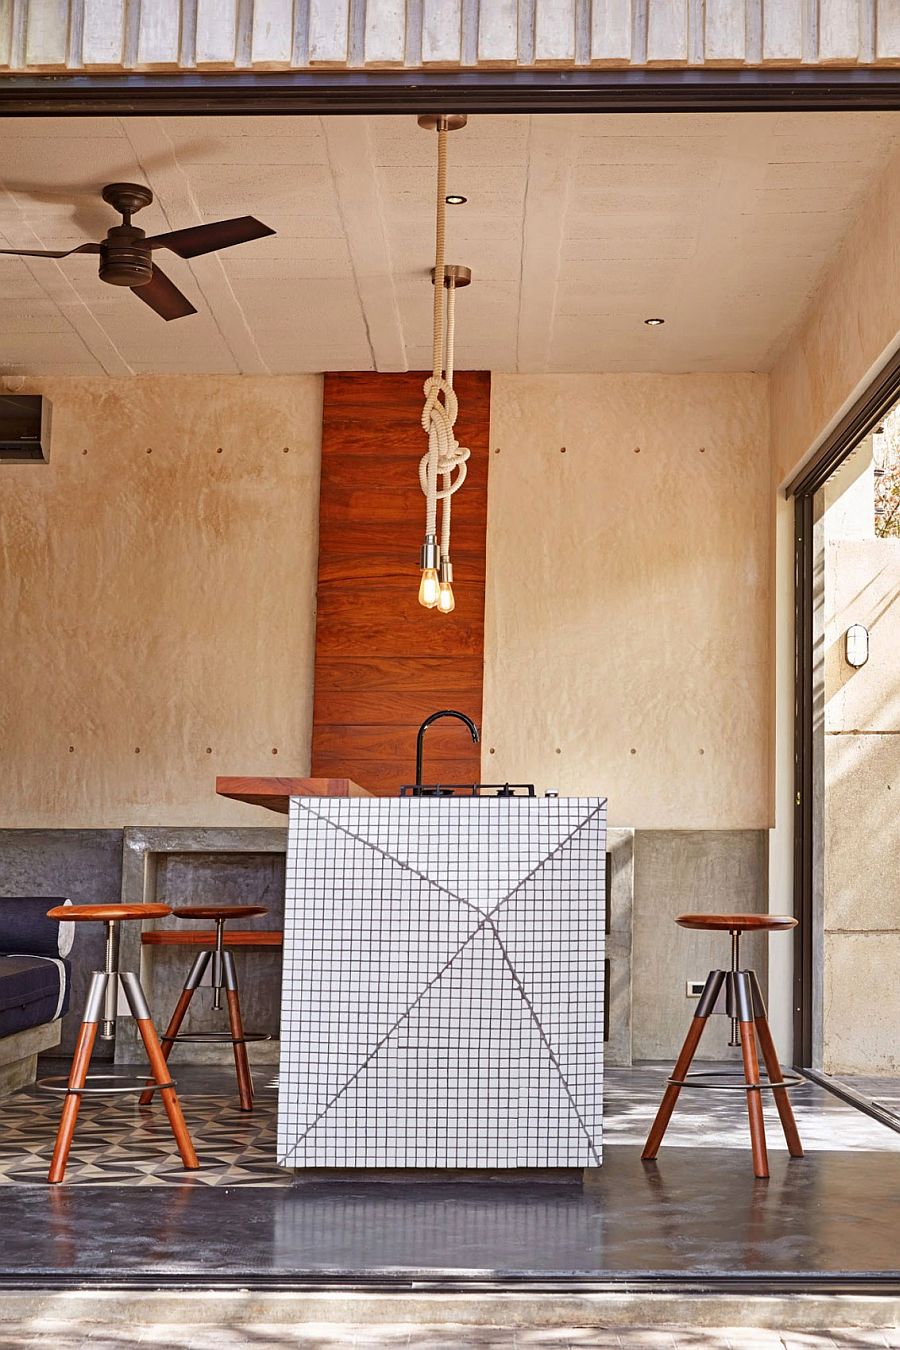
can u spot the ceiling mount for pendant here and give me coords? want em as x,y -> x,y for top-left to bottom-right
417,113 -> 468,132
430,264 -> 472,288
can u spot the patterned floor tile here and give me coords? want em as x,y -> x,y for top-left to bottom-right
0,1083 -> 289,1187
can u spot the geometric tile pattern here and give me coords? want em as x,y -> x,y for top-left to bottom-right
0,1083 -> 289,1187
279,796 -> 606,1170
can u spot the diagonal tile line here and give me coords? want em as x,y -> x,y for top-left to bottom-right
279,917 -> 493,1165
295,802 -> 488,920
488,802 -> 607,919
485,915 -> 601,1166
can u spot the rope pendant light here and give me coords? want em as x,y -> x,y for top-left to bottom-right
416,113 -> 471,615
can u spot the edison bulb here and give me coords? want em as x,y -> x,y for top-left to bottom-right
418,568 -> 440,608
437,581 -> 455,613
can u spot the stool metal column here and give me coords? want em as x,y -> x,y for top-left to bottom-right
41,903 -> 199,1185
641,912 -> 804,1179
139,904 -> 269,1113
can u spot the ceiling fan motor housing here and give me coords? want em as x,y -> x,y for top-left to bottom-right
99,225 -> 154,287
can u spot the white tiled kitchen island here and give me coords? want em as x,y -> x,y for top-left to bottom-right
275,793 -> 607,1172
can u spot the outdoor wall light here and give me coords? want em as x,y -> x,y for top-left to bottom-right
644,317 -> 665,326
446,194 -> 467,205
845,623 -> 869,668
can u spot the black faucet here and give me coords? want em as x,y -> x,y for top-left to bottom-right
415,710 -> 480,792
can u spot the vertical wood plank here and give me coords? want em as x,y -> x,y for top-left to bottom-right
250,0 -> 295,63
423,0 -> 462,63
82,0 -> 126,64
705,0 -> 746,61
477,0 -> 518,62
876,0 -> 900,60
24,0 -> 70,65
590,0 -> 633,62
309,0 -> 349,61
817,0 -> 859,60
138,0 -> 183,64
534,0 -> 576,61
312,372 -> 490,798
195,0 -> 238,63
364,0 -> 406,63
761,0 -> 804,61
646,0 -> 688,61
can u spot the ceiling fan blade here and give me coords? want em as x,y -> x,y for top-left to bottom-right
130,264 -> 197,321
146,216 -> 275,259
0,242 -> 101,259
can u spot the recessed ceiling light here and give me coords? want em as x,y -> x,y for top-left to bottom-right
445,194 -> 467,205
644,317 -> 665,326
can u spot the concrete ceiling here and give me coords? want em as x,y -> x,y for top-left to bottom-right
0,111 -> 898,377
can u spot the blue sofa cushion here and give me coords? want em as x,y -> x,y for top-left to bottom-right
0,897 -> 74,958
0,954 -> 70,1038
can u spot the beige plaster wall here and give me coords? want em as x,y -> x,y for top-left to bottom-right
770,144 -> 900,489
0,375 -> 322,828
483,373 -> 771,830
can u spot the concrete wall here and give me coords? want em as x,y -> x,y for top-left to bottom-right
7,0 -> 898,70
0,375 -> 323,829
821,451 -> 900,1074
483,372 -> 772,831
770,145 -> 900,490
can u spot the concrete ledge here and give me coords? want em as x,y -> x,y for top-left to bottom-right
0,1291 -> 897,1331
0,1019 -> 61,1097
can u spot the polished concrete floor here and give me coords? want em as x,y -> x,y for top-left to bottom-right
0,1062 -> 898,1287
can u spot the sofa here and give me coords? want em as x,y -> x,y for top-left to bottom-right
0,898 -> 73,1096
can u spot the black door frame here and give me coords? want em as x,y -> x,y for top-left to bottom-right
3,62 -> 900,1069
786,348 -> 900,1064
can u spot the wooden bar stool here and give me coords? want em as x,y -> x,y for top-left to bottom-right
41,904 -> 199,1185
641,914 -> 804,1179
139,905 -> 269,1113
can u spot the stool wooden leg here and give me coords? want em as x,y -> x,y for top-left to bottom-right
755,1013 -> 804,1158
224,952 -> 253,1112
139,952 -> 209,1107
735,973 -> 768,1179
48,972 -> 105,1185
642,970 -> 725,1161
120,973 -> 199,1172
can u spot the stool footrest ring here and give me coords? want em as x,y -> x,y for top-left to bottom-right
166,1030 -> 270,1045
667,1068 -> 803,1092
38,1073 -> 176,1096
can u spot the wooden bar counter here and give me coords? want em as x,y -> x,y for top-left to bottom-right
215,776 -> 371,815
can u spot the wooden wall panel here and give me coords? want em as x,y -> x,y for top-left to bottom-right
312,371 -> 490,797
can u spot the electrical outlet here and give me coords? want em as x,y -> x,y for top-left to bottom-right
686,980 -> 706,998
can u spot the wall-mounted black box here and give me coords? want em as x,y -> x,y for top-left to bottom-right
0,395 -> 51,462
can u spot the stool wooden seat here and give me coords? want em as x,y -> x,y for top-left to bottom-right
169,905 -> 268,921
140,904 -> 269,1113
642,912 -> 802,1179
43,903 -> 198,1185
676,913 -> 797,933
47,903 -> 171,922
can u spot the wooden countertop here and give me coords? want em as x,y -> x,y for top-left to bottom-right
216,775 -> 372,815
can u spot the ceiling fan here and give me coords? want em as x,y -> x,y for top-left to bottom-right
0,182 -> 275,320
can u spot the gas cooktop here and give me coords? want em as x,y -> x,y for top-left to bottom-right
399,783 -> 536,797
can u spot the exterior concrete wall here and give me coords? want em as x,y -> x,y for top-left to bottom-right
483,372 -> 772,831
6,1 -> 897,70
0,375 -> 322,829
631,829 -> 769,1061
821,456 -> 900,1074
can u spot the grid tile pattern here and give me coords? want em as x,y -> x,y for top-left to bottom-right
278,797 -> 606,1170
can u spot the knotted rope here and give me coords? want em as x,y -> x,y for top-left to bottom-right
419,125 -> 470,563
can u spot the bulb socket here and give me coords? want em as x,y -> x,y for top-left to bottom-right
439,558 -> 453,584
420,535 -> 439,570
